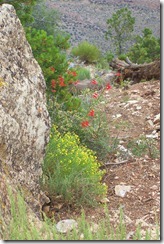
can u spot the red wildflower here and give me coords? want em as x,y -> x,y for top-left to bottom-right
58,76 -> 66,87
92,92 -> 99,99
91,79 -> 98,85
115,72 -> 121,76
51,89 -> 56,93
51,79 -> 56,88
106,83 -> 112,90
50,66 -> 55,72
74,80 -> 80,85
88,109 -> 95,117
58,76 -> 64,82
81,121 -> 89,127
71,71 -> 77,77
59,81 -> 66,87
67,70 -> 77,76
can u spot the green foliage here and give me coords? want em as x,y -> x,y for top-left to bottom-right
41,126 -> 107,206
50,87 -> 118,161
25,27 -> 68,84
1,193 -> 160,240
127,136 -> 159,159
105,7 -> 135,55
71,41 -> 101,64
0,0 -> 37,26
76,67 -> 91,80
31,1 -> 70,50
96,57 -> 110,70
127,28 -> 160,64
1,187 -> 43,240
25,27 -> 78,109
118,53 -> 127,61
104,51 -> 115,63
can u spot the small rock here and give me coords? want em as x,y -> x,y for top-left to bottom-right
126,231 -> 135,239
100,197 -> 110,203
56,219 -> 78,233
131,90 -> 139,94
136,106 -> 142,110
80,233 -> 84,239
146,116 -> 151,120
127,100 -> 138,104
146,134 -> 158,139
153,113 -> 160,124
115,185 -> 131,197
116,113 -> 122,118
152,130 -> 157,135
147,120 -> 154,127
90,223 -> 99,233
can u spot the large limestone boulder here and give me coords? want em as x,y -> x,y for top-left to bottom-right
0,3 -> 51,225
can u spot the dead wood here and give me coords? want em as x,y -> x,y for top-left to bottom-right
110,58 -> 160,84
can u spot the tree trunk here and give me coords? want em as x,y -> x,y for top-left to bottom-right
110,58 -> 160,84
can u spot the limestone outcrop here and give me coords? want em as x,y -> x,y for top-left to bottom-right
0,3 -> 51,227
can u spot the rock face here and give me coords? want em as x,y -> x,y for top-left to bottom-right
0,3 -> 50,224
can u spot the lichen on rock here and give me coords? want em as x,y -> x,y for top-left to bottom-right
0,3 -> 51,224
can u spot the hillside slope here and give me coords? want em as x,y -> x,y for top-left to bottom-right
46,0 -> 160,53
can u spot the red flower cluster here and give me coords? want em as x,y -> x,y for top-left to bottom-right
92,92 -> 99,99
50,66 -> 55,72
67,70 -> 77,77
88,109 -> 95,117
51,79 -> 56,93
81,109 -> 95,128
81,121 -> 89,127
106,83 -> 112,90
91,79 -> 98,85
115,72 -> 122,77
58,76 -> 66,87
74,80 -> 80,85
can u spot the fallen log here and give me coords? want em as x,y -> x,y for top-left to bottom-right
110,58 -> 160,84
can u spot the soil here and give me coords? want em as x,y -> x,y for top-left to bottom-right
43,79 -> 160,239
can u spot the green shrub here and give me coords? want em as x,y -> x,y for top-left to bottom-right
127,136 -> 159,159
26,27 -> 80,110
105,51 -> 115,63
127,28 -> 160,64
71,41 -> 101,64
118,54 -> 127,61
49,85 -> 117,161
41,126 -> 107,207
76,67 -> 91,80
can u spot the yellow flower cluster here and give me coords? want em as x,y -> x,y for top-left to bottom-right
44,126 -> 107,200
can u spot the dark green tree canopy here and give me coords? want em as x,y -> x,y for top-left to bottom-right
127,28 -> 160,64
105,7 -> 135,55
0,0 -> 38,25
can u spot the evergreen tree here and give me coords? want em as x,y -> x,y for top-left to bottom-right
127,28 -> 160,64
105,7 -> 135,55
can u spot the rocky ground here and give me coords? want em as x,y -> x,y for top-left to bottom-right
43,70 -> 160,239
46,0 -> 160,53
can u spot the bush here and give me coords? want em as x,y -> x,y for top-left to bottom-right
127,28 -> 160,64
41,126 -> 107,207
50,83 -> 118,161
26,27 -> 80,110
71,41 -> 101,64
76,67 -> 91,80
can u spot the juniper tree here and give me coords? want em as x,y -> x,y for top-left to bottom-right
105,7 -> 135,55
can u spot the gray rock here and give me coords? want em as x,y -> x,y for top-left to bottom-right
56,219 -> 78,233
0,3 -> 50,223
115,185 -> 131,197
